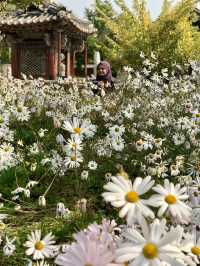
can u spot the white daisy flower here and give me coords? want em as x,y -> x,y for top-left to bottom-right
0,112 -> 9,127
26,181 -> 38,189
149,179 -> 192,224
109,125 -> 125,138
173,133 -> 186,145
38,128 -> 48,138
171,226 -> 200,266
3,236 -> 16,257
102,175 -> 155,225
12,104 -> 31,122
81,170 -> 89,180
170,164 -> 180,176
63,117 -> 96,139
183,232 -> 200,265
55,230 -> 114,266
135,139 -> 144,151
116,218 -> 184,266
36,261 -> 50,266
0,142 -> 14,155
63,135 -> 83,153
111,137 -> 125,152
38,195 -> 46,207
26,260 -> 50,266
64,151 -> 83,168
88,160 -> 98,170
56,134 -> 66,145
154,138 -> 165,148
24,230 -> 57,260
29,143 -> 39,155
123,104 -> 134,120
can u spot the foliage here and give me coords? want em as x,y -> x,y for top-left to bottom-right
0,48 -> 10,64
87,0 -> 200,72
0,0 -> 43,11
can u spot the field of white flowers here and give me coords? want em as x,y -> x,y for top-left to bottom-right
1,55 -> 200,265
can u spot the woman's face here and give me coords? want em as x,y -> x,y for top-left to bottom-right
97,66 -> 107,76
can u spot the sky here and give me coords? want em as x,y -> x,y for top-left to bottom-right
58,0 -> 176,20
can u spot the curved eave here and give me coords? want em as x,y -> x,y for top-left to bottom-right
0,18 -> 97,36
0,8 -> 97,36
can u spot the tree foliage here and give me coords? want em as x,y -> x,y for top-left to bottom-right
87,0 -> 200,72
0,0 -> 43,11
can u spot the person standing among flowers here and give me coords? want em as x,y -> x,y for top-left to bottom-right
92,61 -> 115,96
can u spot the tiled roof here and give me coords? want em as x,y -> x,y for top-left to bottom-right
0,3 -> 96,34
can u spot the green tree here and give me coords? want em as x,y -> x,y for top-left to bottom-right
85,0 -> 117,68
87,0 -> 200,72
0,0 -> 43,10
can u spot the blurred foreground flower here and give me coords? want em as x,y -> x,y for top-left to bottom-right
55,228 -> 114,266
116,218 -> 184,266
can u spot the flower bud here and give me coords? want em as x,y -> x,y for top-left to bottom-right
38,195 -> 46,207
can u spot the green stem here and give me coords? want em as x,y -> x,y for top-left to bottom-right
43,175 -> 57,197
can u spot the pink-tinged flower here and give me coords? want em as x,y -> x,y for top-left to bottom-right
55,231 -> 115,266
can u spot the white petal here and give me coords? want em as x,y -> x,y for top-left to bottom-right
157,203 -> 168,217
119,203 -> 131,218
111,200 -> 126,207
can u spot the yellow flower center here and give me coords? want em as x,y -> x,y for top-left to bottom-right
72,143 -> 77,150
125,191 -> 139,203
136,139 -> 144,145
74,127 -> 81,134
195,113 -> 200,118
143,243 -> 158,259
3,146 -> 11,152
165,194 -> 177,204
17,106 -> 22,112
71,155 -> 77,161
191,246 -> 200,256
34,241 -> 44,251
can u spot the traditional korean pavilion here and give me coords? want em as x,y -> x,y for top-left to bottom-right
0,2 -> 96,79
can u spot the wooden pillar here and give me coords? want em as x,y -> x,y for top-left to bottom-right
47,47 -> 56,80
65,50 -> 71,77
70,51 -> 75,77
11,45 -> 19,78
84,44 -> 88,77
57,30 -> 62,77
